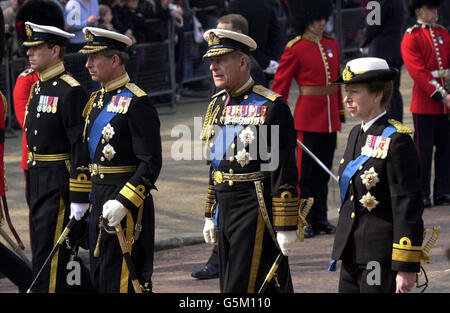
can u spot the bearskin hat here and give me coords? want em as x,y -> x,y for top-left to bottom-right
403,0 -> 444,17
16,0 -> 65,46
286,0 -> 333,35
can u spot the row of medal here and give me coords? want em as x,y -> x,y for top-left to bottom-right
37,95 -> 59,114
106,95 -> 132,114
361,135 -> 391,160
221,105 -> 268,126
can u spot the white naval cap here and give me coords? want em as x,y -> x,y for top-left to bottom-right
23,21 -> 74,47
202,28 -> 257,58
334,57 -> 398,84
79,27 -> 133,54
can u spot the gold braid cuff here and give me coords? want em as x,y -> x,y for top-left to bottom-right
272,191 -> 299,229
205,185 -> 216,217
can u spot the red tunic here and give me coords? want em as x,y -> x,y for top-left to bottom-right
0,91 -> 6,195
272,34 -> 343,133
13,68 -> 39,171
401,23 -> 450,115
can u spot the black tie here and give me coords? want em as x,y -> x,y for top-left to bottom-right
353,128 -> 365,158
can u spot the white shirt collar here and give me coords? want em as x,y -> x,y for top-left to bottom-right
361,111 -> 387,133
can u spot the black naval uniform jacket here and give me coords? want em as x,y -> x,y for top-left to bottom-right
331,114 -> 424,273
83,72 -> 162,292
24,62 -> 91,292
202,77 -> 299,293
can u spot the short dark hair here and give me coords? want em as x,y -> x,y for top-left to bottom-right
366,80 -> 394,109
218,14 -> 249,35
46,43 -> 66,60
101,48 -> 129,65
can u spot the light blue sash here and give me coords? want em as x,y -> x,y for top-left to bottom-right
88,88 -> 133,161
339,125 -> 397,204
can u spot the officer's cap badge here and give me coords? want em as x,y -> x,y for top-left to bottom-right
342,66 -> 354,82
208,32 -> 220,47
26,24 -> 33,37
85,30 -> 94,42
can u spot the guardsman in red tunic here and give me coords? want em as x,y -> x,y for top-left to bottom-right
401,0 -> 450,208
272,0 -> 343,238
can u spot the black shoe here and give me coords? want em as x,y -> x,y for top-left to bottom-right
434,194 -> 450,206
313,221 -> 336,235
304,225 -> 315,238
423,197 -> 432,208
191,263 -> 219,280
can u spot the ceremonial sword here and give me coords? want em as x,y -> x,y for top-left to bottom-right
258,198 -> 314,293
27,218 -> 76,293
100,216 -> 142,293
297,139 -> 339,183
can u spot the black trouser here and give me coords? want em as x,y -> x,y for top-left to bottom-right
28,164 -> 90,293
338,261 -> 397,293
297,131 -> 337,225
216,185 -> 293,293
89,183 -> 155,293
412,114 -> 450,200
0,242 -> 32,293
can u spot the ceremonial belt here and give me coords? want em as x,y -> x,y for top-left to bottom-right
212,170 -> 270,185
27,152 -> 70,163
339,125 -> 397,204
431,69 -> 449,78
89,164 -> 137,176
299,85 -> 338,96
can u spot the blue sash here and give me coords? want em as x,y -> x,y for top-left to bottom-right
209,92 -> 267,227
209,92 -> 267,171
339,125 -> 397,204
88,88 -> 133,161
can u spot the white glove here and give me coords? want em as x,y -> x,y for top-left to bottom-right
263,60 -> 279,75
276,230 -> 299,256
102,200 -> 128,227
69,203 -> 90,221
203,218 -> 217,245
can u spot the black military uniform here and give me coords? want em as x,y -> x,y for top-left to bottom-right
331,58 -> 424,293
360,0 -> 405,122
202,29 -> 299,293
23,22 -> 92,293
79,27 -> 162,293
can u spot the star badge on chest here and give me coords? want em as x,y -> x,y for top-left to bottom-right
359,192 -> 379,212
360,167 -> 380,190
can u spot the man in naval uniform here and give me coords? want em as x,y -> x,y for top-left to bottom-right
79,27 -> 162,293
201,28 -> 300,293
401,0 -> 450,208
331,57 -> 424,293
272,0 -> 343,238
23,22 -> 92,292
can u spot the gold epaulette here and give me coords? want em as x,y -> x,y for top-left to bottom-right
60,74 -> 80,87
211,89 -> 226,99
126,83 -> 147,97
286,35 -> 301,48
83,90 -> 100,119
252,85 -> 281,102
388,119 -> 413,134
